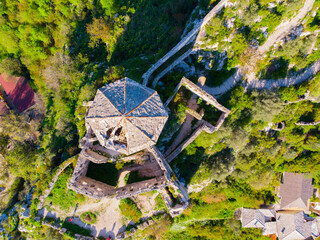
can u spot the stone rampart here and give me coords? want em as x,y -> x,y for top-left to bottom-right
181,77 -> 231,114
69,154 -> 90,185
115,175 -> 169,199
148,145 -> 189,212
186,108 -> 204,120
82,148 -> 111,164
70,174 -> 169,200
164,76 -> 230,163
142,0 -> 228,86
69,147 -> 171,200
165,77 -> 231,115
148,146 -> 174,179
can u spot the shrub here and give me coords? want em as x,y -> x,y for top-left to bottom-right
0,58 -> 23,76
80,212 -> 97,224
119,198 -> 142,222
49,167 -> 84,211
62,221 -> 91,237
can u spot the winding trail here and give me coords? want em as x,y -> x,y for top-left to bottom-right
257,0 -> 315,55
203,59 -> 320,97
202,0 -> 316,96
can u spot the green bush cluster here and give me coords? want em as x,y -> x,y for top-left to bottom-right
47,167 -> 84,211
80,212 -> 97,224
119,198 -> 142,222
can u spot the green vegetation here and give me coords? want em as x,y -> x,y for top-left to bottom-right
166,219 -> 269,240
154,193 -> 168,211
119,198 -> 142,222
47,167 -> 85,211
62,221 -> 91,237
205,68 -> 236,87
86,162 -> 119,186
80,212 -> 97,224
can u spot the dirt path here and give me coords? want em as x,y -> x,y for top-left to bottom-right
135,192 -> 160,217
203,0 -> 317,96
257,0 -> 315,55
118,171 -> 130,188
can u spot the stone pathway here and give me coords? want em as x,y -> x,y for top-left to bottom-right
204,59 -> 320,97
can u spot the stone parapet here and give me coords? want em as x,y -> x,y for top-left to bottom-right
82,148 -> 111,164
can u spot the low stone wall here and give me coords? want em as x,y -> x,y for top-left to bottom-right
148,146 -> 189,217
82,148 -> 110,163
165,77 -> 231,115
115,176 -> 169,200
69,147 -> 171,200
164,76 -> 230,164
186,108 -> 204,120
69,153 -> 90,186
295,120 -> 320,126
70,172 -> 169,201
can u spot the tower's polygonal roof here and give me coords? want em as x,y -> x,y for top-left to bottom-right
86,77 -> 168,155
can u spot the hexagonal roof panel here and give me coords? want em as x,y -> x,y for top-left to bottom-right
86,77 -> 168,155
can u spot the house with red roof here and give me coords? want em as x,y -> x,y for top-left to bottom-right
0,73 -> 35,116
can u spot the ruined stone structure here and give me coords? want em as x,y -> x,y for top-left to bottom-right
164,77 -> 230,163
68,76 -> 230,218
69,77 -> 190,217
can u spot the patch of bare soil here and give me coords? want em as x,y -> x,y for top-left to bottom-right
134,192 -> 160,217
41,197 -> 125,238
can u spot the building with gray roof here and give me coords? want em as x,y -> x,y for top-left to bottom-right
86,77 -> 168,155
279,172 -> 313,211
241,208 -> 276,229
239,172 -> 318,240
276,211 -> 312,240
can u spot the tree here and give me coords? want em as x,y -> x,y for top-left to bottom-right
0,58 -> 23,76
6,142 -> 38,180
251,90 -> 283,123
231,33 -> 248,56
100,0 -> 119,16
86,17 -> 111,48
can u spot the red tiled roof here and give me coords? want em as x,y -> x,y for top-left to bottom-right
0,74 -> 35,113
